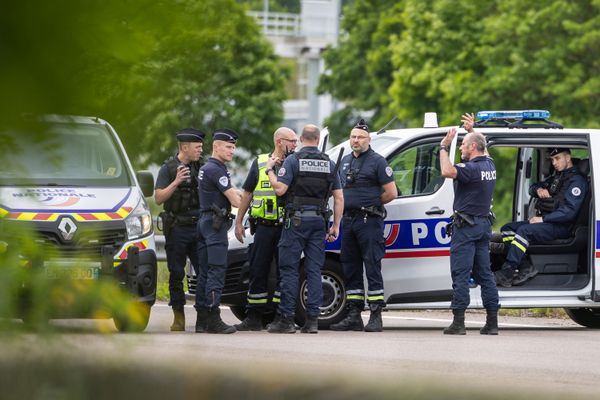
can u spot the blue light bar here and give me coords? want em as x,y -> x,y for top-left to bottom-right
476,110 -> 551,121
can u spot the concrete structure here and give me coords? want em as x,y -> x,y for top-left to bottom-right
248,0 -> 341,133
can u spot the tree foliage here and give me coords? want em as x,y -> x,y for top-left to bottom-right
1,0 -> 288,166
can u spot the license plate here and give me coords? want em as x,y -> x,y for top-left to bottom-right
44,260 -> 101,280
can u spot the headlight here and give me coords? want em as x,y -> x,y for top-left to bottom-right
125,199 -> 152,240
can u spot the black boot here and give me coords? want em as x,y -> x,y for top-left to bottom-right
234,309 -> 263,331
494,262 -> 515,288
267,314 -> 296,334
330,304 -> 364,331
300,317 -> 318,334
444,310 -> 466,335
480,309 -> 499,335
206,307 -> 236,334
364,304 -> 384,332
195,307 -> 208,333
170,306 -> 185,332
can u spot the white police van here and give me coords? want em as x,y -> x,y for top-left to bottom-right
0,115 -> 157,331
194,110 -> 600,329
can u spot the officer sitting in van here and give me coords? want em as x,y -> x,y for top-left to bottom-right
495,148 -> 588,287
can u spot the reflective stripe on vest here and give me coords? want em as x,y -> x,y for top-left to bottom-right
250,153 -> 283,220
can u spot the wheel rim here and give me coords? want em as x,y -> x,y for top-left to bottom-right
300,271 -> 345,319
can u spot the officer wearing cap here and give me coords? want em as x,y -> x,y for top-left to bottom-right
496,147 -> 588,287
194,128 -> 242,334
264,124 -> 343,334
155,128 -> 205,331
233,127 -> 298,331
330,118 -> 397,333
440,113 -> 499,335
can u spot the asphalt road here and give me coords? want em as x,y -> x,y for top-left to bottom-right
9,303 -> 592,398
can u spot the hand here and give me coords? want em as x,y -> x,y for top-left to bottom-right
266,156 -> 280,170
461,113 -> 475,133
536,188 -> 550,198
441,128 -> 456,148
234,222 -> 245,243
175,165 -> 191,184
529,216 -> 543,224
326,225 -> 339,242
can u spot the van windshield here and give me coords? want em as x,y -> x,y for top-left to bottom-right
0,122 -> 132,187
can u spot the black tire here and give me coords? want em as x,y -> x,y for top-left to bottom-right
564,307 -> 600,328
296,258 -> 347,329
113,304 -> 151,332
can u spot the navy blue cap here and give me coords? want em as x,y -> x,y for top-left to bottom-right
176,128 -> 205,142
353,118 -> 369,133
212,128 -> 238,144
549,148 -> 570,157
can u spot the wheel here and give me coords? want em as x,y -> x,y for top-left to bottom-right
113,303 -> 151,332
564,307 -> 600,328
296,258 -> 347,329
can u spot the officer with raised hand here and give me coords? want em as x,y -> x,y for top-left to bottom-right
330,119 -> 397,332
195,128 -> 241,334
155,128 -> 204,332
233,127 -> 298,331
264,124 -> 343,334
439,113 -> 499,335
495,148 -> 588,287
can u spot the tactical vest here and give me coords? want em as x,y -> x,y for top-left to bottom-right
535,168 -> 578,214
163,156 -> 201,214
286,151 -> 333,210
250,154 -> 284,220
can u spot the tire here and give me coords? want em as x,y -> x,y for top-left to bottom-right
564,307 -> 600,328
296,258 -> 347,329
113,303 -> 151,332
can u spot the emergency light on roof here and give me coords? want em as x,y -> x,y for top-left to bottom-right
476,110 -> 551,121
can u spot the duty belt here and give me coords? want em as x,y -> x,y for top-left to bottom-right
344,206 -> 385,219
255,218 -> 282,227
173,214 -> 199,225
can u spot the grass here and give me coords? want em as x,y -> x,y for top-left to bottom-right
500,308 -> 567,319
156,261 -> 188,302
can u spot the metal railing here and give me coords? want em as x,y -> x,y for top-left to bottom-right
248,10 -> 301,37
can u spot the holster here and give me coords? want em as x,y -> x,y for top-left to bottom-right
249,216 -> 257,235
454,211 -> 475,227
159,211 -> 174,236
210,204 -> 229,231
361,205 -> 386,219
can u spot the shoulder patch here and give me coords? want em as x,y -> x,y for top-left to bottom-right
456,163 -> 466,168
385,166 -> 393,177
218,176 -> 229,187
278,167 -> 286,177
572,187 -> 582,196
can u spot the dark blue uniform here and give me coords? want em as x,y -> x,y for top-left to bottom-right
338,148 -> 394,307
195,157 -> 234,310
501,166 -> 588,269
450,156 -> 499,313
155,159 -> 201,309
242,158 -> 283,311
276,146 -> 341,319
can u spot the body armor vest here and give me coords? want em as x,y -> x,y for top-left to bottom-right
535,169 -> 578,214
163,156 -> 201,214
250,153 -> 284,220
286,151 -> 333,210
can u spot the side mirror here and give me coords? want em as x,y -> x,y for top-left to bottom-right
136,170 -> 154,197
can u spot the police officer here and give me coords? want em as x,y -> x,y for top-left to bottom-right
233,127 -> 298,331
495,148 -> 588,287
440,113 -> 499,335
154,128 -> 204,331
264,124 -> 343,334
330,119 -> 397,332
194,128 -> 241,334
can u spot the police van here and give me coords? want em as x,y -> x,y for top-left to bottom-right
191,110 -> 600,329
0,115 -> 157,331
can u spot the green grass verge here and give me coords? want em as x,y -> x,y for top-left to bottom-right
499,308 -> 567,318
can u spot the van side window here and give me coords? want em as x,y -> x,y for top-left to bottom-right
387,142 -> 442,197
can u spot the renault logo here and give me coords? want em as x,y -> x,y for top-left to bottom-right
57,217 -> 77,241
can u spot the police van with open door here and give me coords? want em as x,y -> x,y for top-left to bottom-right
195,110 -> 600,329
0,115 -> 157,331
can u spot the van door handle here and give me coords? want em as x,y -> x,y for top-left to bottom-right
425,207 -> 445,215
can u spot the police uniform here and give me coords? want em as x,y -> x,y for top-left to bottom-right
267,146 -> 341,333
331,120 -> 394,332
446,154 -> 499,334
497,148 -> 588,287
194,128 -> 239,334
155,128 -> 204,331
235,154 -> 285,330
